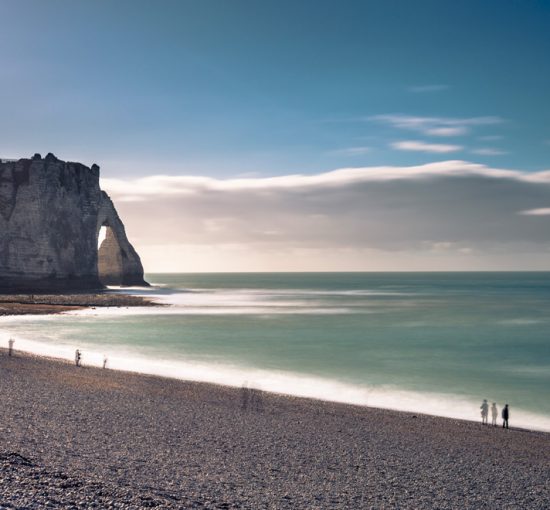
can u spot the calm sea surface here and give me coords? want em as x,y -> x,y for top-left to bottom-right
2,272 -> 549,430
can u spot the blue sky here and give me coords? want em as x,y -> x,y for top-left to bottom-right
2,1 -> 550,271
1,0 -> 549,178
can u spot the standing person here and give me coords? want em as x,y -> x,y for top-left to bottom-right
480,399 -> 489,425
75,349 -> 81,367
103,355 -> 108,369
241,381 -> 249,410
502,404 -> 510,429
8,338 -> 14,356
491,402 -> 498,426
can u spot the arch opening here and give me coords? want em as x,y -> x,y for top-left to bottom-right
97,225 -> 124,286
97,225 -> 107,248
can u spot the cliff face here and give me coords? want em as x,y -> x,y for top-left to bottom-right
0,153 -> 147,292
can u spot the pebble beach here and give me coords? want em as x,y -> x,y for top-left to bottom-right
0,351 -> 548,509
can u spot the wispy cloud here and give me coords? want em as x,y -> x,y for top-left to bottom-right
102,161 -> 550,198
471,148 -> 508,156
519,208 -> 550,216
391,140 -> 462,153
370,114 -> 503,137
327,146 -> 371,157
425,127 -> 467,136
408,84 -> 449,93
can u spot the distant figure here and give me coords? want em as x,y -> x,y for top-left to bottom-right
241,382 -> 263,412
491,402 -> 498,426
241,381 -> 249,410
480,399 -> 489,425
8,338 -> 14,357
250,386 -> 263,412
75,349 -> 81,367
502,404 -> 510,429
103,355 -> 108,369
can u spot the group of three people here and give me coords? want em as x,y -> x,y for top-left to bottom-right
481,399 -> 510,428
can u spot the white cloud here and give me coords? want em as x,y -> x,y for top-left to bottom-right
519,208 -> 550,216
102,161 -> 550,271
370,114 -> 503,137
472,148 -> 508,156
391,140 -> 462,153
102,161 -> 550,199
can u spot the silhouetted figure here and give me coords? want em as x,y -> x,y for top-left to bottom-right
8,338 -> 14,356
502,404 -> 510,429
75,349 -> 81,367
249,387 -> 263,412
103,355 -> 108,369
241,382 -> 263,411
480,399 -> 489,425
491,402 -> 498,426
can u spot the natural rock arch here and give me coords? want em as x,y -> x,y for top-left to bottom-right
0,154 -> 147,292
96,192 -> 146,286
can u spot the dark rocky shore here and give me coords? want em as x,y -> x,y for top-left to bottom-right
0,353 -> 548,509
0,293 -> 157,316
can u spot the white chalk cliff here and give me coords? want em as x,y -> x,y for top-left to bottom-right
0,153 -> 147,291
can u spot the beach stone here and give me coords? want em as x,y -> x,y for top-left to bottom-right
1,354 -> 548,509
0,154 -> 147,291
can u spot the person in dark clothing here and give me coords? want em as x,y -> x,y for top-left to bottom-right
502,404 -> 510,429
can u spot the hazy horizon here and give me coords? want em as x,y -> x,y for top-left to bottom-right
142,270 -> 550,274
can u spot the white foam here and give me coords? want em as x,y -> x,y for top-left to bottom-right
2,327 -> 550,433
72,285 -> 399,317
69,283 -> 413,318
143,285 -> 411,298
63,305 -> 356,317
498,318 -> 544,326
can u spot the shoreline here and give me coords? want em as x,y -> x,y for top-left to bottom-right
3,315 -> 550,433
6,348 -> 550,438
1,351 -> 549,508
0,292 -> 158,316
1,284 -> 548,435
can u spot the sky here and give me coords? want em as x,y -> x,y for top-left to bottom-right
1,0 -> 550,271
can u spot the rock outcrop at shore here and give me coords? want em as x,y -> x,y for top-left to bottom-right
0,153 -> 147,291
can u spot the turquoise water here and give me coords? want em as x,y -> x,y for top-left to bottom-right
1,272 -> 549,429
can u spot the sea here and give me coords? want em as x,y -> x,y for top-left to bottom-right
1,272 -> 549,431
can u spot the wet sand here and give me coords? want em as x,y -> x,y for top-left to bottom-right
0,352 -> 548,509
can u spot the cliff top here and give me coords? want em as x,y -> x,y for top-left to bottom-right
0,153 -> 100,172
